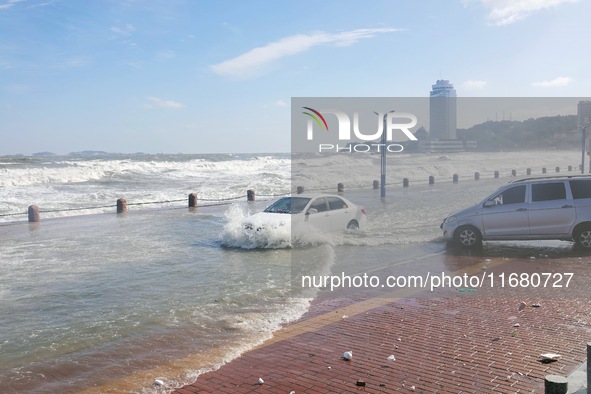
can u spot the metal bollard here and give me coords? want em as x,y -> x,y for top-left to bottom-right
116,198 -> 127,214
28,205 -> 40,222
587,342 -> 591,393
544,375 -> 567,394
188,193 -> 198,208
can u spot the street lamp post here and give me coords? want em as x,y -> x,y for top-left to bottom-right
580,124 -> 590,174
374,110 -> 395,198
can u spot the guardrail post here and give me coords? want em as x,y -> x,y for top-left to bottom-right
337,183 -> 344,193
544,375 -> 567,393
403,178 -> 409,187
556,166 -> 560,173
568,165 -> 573,171
512,169 -> 517,177
542,167 -> 547,174
494,171 -> 499,178
429,176 -> 435,185
297,186 -> 304,194
474,172 -> 480,181
453,174 -> 459,183
587,342 -> 590,393
117,198 -> 127,214
28,205 -> 40,222
373,180 -> 379,189
247,189 -> 255,202
527,168 -> 531,175
188,193 -> 197,208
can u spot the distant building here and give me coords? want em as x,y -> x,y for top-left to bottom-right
422,79 -> 475,152
418,139 -> 477,153
414,126 -> 429,140
578,100 -> 591,128
429,80 -> 457,140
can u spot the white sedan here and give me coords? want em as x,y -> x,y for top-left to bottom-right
243,194 -> 367,233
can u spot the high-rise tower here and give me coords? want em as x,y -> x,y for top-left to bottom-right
429,80 -> 457,140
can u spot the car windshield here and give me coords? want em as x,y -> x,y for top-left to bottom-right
264,197 -> 311,214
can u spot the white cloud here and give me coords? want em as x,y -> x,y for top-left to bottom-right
474,0 -> 578,25
146,96 -> 185,109
462,80 -> 488,89
210,27 -> 402,78
531,76 -> 572,87
0,0 -> 25,9
156,50 -> 176,61
60,56 -> 91,68
110,24 -> 136,35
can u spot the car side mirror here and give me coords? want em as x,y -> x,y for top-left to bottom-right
483,200 -> 495,208
306,208 -> 318,215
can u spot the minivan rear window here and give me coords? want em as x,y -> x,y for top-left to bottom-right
570,180 -> 591,199
531,182 -> 566,202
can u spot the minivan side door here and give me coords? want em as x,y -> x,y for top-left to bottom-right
482,184 -> 530,237
528,181 -> 576,236
570,180 -> 591,222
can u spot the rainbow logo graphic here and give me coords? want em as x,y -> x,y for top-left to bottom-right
302,107 -> 328,131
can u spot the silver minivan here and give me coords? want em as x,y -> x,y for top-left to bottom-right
441,176 -> 591,248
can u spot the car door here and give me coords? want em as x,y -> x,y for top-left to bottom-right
482,184 -> 530,237
326,196 -> 350,231
570,179 -> 591,221
304,197 -> 330,231
528,181 -> 576,235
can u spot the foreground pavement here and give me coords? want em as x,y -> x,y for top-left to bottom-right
172,251 -> 591,394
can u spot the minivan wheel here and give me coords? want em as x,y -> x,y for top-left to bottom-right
454,225 -> 482,248
574,226 -> 591,249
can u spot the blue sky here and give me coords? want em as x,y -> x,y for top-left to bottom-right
1,0 -> 590,155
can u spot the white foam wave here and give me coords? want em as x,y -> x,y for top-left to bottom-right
139,295 -> 313,394
292,150 -> 580,191
0,155 -> 291,222
219,204 -> 350,249
0,151 -> 580,223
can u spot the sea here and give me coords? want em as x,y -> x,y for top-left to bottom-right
0,150 -> 583,393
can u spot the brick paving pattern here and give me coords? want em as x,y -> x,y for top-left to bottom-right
172,256 -> 591,393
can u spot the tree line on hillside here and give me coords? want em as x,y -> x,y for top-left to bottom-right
457,115 -> 579,150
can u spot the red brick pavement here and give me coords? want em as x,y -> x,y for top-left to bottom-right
171,256 -> 591,394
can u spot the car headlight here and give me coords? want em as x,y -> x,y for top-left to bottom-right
440,216 -> 456,229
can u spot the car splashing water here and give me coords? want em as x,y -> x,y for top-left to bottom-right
220,203 -> 345,249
